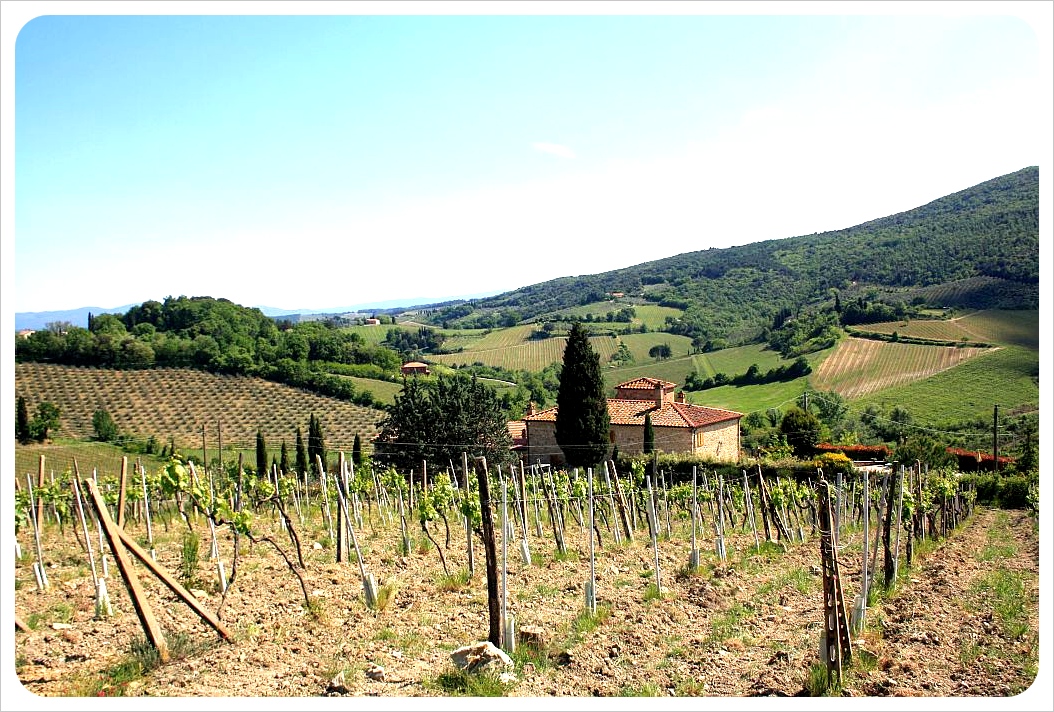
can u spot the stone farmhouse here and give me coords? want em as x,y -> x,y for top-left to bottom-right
519,377 -> 743,467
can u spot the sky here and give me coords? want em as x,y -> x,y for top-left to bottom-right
4,2 -> 1051,316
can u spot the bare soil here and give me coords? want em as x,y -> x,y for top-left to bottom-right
11,502 -> 1041,704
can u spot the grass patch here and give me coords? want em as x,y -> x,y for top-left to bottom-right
618,681 -> 660,696
709,602 -> 750,642
437,568 -> 471,592
643,582 -> 662,602
804,661 -> 841,697
427,668 -> 512,697
553,547 -> 578,563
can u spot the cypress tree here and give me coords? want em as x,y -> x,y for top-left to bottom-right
554,322 -> 611,468
308,413 -> 327,474
15,396 -> 30,444
352,433 -> 363,467
643,411 -> 655,454
280,440 -> 291,475
256,429 -> 268,477
295,427 -> 308,477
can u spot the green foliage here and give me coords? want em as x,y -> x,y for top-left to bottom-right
373,372 -> 513,472
643,412 -> 655,454
779,406 -> 821,457
180,531 -> 201,588
255,428 -> 268,478
15,396 -> 31,444
308,413 -> 327,474
555,322 -> 611,468
295,427 -> 308,476
29,401 -> 60,442
92,408 -> 119,443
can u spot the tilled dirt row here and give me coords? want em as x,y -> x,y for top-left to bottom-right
11,503 -> 1039,701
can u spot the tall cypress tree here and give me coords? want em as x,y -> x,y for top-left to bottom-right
352,433 -> 363,467
643,412 -> 655,454
308,413 -> 327,474
554,322 -> 611,468
280,440 -> 290,475
295,427 -> 308,477
256,428 -> 268,477
15,396 -> 31,444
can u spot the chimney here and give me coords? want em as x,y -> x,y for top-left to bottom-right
654,383 -> 664,408
526,402 -> 535,417
675,391 -> 685,404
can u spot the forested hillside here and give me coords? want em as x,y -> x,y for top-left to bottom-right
422,166 -> 1038,345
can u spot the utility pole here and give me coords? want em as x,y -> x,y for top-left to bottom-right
993,405 -> 999,473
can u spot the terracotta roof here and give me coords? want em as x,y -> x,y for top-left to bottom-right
402,361 -> 429,368
615,377 -> 677,391
524,399 -> 741,429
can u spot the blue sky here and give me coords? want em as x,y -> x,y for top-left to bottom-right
5,3 -> 1051,314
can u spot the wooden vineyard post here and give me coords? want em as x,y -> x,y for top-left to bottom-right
754,464 -> 773,542
332,455 -> 376,607
335,454 -> 346,563
607,460 -> 634,542
892,465 -> 905,584
475,457 -> 502,648
850,469 -> 869,634
602,463 -> 622,546
462,452 -> 474,577
36,456 -> 46,533
140,463 -> 156,561
689,466 -> 700,570
743,469 -> 760,551
882,465 -> 897,588
585,467 -> 597,614
646,476 -> 661,598
714,473 -> 727,560
26,474 -> 49,591
516,463 -> 531,565
817,479 -> 851,686
85,478 -> 170,663
499,466 -> 515,653
117,457 -> 129,529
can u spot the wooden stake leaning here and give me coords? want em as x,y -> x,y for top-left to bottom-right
84,478 -> 169,663
26,474 -> 49,591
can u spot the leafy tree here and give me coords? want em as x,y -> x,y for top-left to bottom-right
295,427 -> 308,476
779,406 -> 821,458
373,372 -> 512,472
554,322 -> 611,468
15,396 -> 31,444
648,343 -> 673,360
92,408 -> 119,443
29,401 -> 60,442
643,412 -> 655,454
256,428 -> 268,477
894,435 -> 954,469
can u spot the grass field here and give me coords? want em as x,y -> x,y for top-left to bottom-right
339,375 -> 404,405
853,345 -> 1039,427
678,346 -> 837,417
431,333 -> 620,371
14,440 -> 169,482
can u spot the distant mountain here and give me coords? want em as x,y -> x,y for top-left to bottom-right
14,305 -> 136,332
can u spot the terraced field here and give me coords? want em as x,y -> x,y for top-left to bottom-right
811,338 -> 990,399
14,363 -> 386,453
